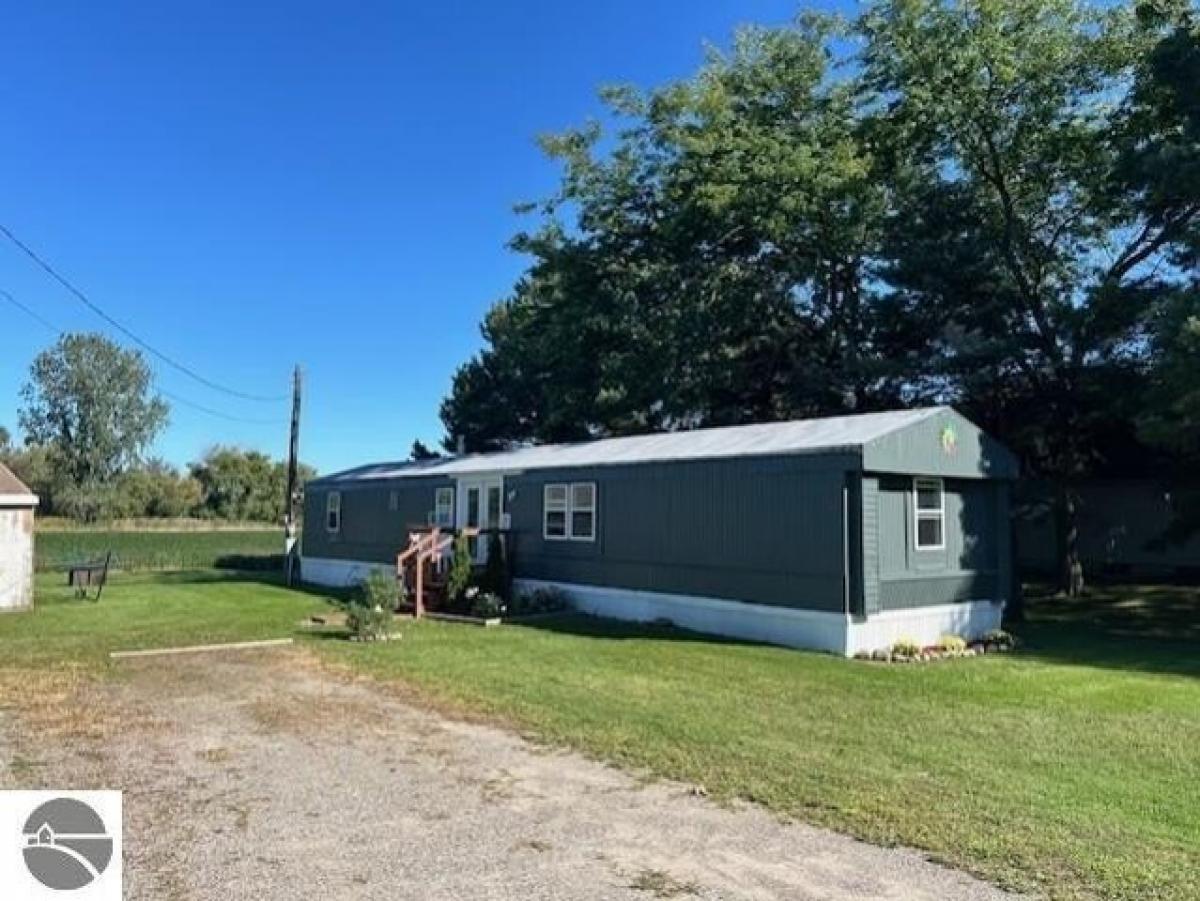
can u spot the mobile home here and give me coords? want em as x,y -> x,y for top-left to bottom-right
301,407 -> 1017,655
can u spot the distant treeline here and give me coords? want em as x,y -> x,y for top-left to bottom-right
2,334 -> 316,524
1,443 -> 315,524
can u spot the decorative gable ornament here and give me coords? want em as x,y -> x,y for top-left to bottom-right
940,424 -> 958,455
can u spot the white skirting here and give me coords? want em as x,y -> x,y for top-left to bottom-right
516,578 -> 849,653
300,556 -> 393,589
844,601 -> 1004,656
516,578 -> 1003,656
300,557 -> 1004,655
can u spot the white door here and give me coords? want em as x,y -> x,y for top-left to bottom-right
456,476 -> 504,564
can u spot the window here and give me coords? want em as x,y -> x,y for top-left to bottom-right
570,482 -> 596,540
326,491 -> 341,533
543,484 -> 567,539
913,477 -> 944,550
433,486 -> 454,527
544,482 -> 596,541
388,490 -> 399,512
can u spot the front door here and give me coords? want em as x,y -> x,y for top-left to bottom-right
457,476 -> 504,564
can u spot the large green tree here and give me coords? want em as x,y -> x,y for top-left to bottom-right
189,446 -> 315,522
863,0 -> 1198,592
442,0 -> 1198,591
1132,4 -> 1200,541
19,333 -> 168,518
1131,4 -> 1200,455
115,459 -> 204,519
443,17 -> 917,450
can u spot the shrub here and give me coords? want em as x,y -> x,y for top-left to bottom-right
513,586 -> 570,615
469,591 -> 505,619
891,637 -> 921,657
936,634 -> 967,653
361,569 -> 400,609
479,531 -> 512,600
982,628 -> 1016,649
446,533 -> 475,603
345,570 -> 397,641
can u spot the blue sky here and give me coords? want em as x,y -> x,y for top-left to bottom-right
0,1 -> 819,475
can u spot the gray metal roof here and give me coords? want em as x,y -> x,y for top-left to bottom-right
315,407 -> 949,485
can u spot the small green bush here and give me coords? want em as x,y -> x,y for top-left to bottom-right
513,586 -> 570,615
469,590 -> 505,619
447,533 -> 475,604
982,628 -> 1016,649
345,570 -> 397,641
936,634 -> 967,653
891,637 -> 921,657
479,531 -> 512,600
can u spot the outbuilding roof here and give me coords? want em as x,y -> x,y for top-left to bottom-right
314,406 -> 982,485
0,462 -> 37,507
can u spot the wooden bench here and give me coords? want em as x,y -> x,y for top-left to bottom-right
67,551 -> 112,601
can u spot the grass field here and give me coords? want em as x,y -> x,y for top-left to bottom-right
1,572 -> 1196,900
34,529 -> 284,572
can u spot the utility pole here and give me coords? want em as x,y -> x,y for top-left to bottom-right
284,365 -> 302,585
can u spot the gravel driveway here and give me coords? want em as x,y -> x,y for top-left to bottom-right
1,649 -> 1021,900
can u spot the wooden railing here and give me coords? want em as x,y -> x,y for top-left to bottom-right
396,526 -> 479,617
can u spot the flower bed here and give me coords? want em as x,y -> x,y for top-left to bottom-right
855,630 -> 1016,663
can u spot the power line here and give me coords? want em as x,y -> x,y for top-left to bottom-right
1,287 -> 287,426
158,388 -> 286,426
0,222 -> 287,402
0,288 -> 60,334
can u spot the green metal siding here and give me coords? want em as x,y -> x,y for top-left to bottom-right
996,484 -> 1013,602
870,475 -> 1007,610
861,476 -> 881,615
877,573 -> 1000,608
302,476 -> 452,564
845,472 -> 865,617
507,455 -> 856,612
862,408 -> 1018,479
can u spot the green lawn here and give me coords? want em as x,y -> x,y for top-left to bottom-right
0,571 -> 331,669
1,572 -> 1196,900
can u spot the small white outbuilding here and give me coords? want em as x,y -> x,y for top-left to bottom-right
0,463 -> 37,612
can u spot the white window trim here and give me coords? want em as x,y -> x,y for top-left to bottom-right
543,482 -> 597,542
326,490 -> 341,534
433,486 -> 455,528
912,477 -> 945,551
569,482 -> 596,541
543,484 -> 568,540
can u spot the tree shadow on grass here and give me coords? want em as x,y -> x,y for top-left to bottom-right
1016,583 -> 1200,678
94,568 -> 354,607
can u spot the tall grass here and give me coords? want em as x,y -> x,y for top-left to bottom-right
35,530 -> 284,572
